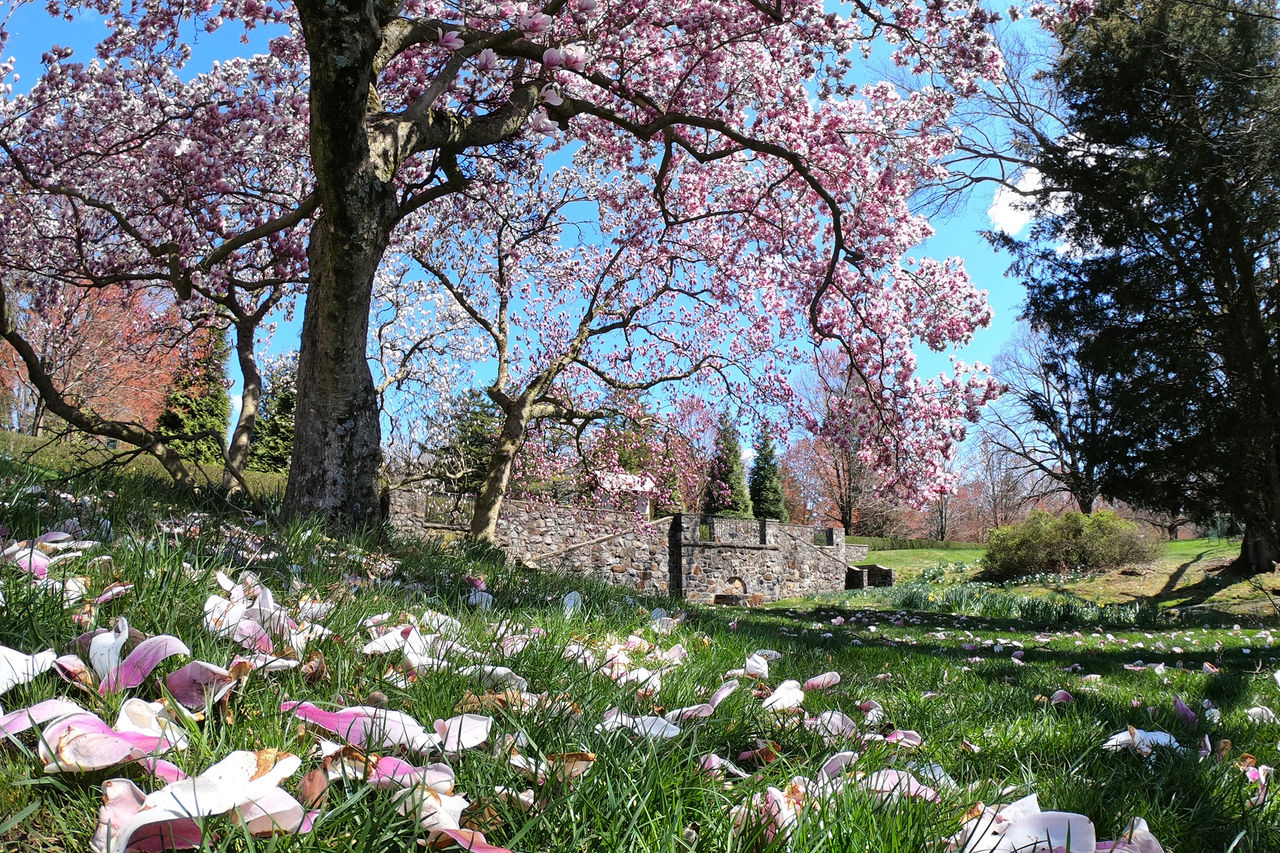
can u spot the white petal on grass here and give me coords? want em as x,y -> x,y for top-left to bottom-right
1102,727 -> 1181,756
808,710 -> 859,743
0,644 -> 56,697
762,680 -> 804,711
421,609 -> 463,635
297,595 -> 334,622
861,769 -> 940,803
744,653 -> 769,679
709,679 -> 739,708
88,619 -> 130,682
804,671 -> 840,691
455,665 -> 528,692
998,810 -> 1096,853
596,708 -> 680,739
1245,706 -> 1278,724
818,750 -> 860,781
433,714 -> 493,753
699,753 -> 750,779
102,750 -> 305,853
664,703 -> 714,724
114,699 -> 189,751
885,729 -> 923,748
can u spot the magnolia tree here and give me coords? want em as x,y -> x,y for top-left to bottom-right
369,262 -> 482,485
0,0 -> 1026,531
407,152 -> 807,538
505,398 -> 715,522
0,3 -> 311,488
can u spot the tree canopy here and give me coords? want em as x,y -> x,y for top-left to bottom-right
1005,0 -> 1280,570
0,0 -> 1016,533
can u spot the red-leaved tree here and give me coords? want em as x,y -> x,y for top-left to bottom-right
0,284 -> 182,435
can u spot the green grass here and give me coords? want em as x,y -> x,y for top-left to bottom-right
0,428 -> 287,499
852,547 -> 987,583
851,536 -> 1280,619
1,458 -> 1278,852
848,535 -> 983,551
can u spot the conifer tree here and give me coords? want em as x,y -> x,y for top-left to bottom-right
705,413 -> 753,518
749,433 -> 788,522
156,328 -> 230,466
247,352 -> 297,474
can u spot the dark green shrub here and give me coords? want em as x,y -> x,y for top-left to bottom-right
982,509 -> 1158,580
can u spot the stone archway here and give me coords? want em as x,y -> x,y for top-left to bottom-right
712,575 -> 748,606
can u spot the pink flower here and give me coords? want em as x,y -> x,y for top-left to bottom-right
562,45 -> 587,72
438,29 -> 464,50
529,109 -> 557,135
475,48 -> 499,71
517,11 -> 551,36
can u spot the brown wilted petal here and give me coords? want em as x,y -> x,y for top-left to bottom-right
298,768 -> 329,809
301,651 -> 328,684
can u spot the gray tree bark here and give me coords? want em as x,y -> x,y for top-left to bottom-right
469,400 -> 541,543
283,0 -> 396,529
222,317 -> 263,493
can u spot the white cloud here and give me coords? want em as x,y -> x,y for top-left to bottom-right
987,169 -> 1042,236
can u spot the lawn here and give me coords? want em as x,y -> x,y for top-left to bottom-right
1,459 -> 1278,852
852,546 -> 988,583
852,536 -> 1280,620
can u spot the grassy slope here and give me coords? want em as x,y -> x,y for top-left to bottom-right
1,461 -> 1278,852
853,547 -> 987,583
854,537 -> 1280,618
0,428 -> 286,498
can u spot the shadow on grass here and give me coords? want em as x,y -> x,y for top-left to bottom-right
1157,548 -> 1212,598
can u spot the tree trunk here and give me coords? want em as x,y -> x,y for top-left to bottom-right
469,407 -> 529,543
1076,492 -> 1096,514
1237,525 -> 1280,575
222,318 -> 261,493
282,209 -> 390,529
282,0 -> 397,531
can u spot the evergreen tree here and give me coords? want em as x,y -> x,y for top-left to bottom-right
156,327 -> 230,465
247,352 -> 297,474
441,389 -> 502,496
1005,0 -> 1280,572
705,413 -> 753,518
749,433 -> 788,522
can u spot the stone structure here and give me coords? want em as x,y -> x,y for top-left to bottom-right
389,492 -> 876,604
845,563 -> 896,589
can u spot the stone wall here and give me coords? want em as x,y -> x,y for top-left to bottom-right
533,516 -> 675,595
388,489 -> 876,604
488,500 -> 644,565
675,515 -> 859,604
